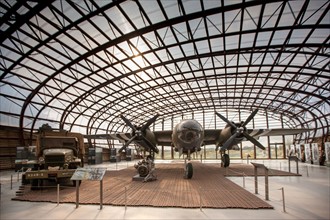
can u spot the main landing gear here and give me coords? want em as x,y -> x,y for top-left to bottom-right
220,151 -> 230,167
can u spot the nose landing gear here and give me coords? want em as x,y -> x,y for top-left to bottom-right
184,150 -> 193,179
184,161 -> 193,179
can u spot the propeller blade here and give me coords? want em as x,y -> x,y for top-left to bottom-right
242,131 -> 265,150
118,134 -> 137,153
141,114 -> 160,131
120,114 -> 160,154
142,135 -> 159,154
215,112 -> 237,129
222,132 -> 239,150
242,109 -> 258,127
120,115 -> 136,131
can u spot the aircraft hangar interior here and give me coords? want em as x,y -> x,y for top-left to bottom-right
0,0 -> 329,220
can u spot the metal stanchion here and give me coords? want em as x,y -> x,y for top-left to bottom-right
279,187 -> 286,212
199,187 -> 202,211
265,169 -> 269,201
75,180 -> 79,209
254,166 -> 258,194
57,184 -> 60,206
243,173 -> 245,188
125,187 -> 127,210
100,179 -> 103,210
10,175 -> 13,190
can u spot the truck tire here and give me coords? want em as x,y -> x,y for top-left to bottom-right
31,179 -> 43,190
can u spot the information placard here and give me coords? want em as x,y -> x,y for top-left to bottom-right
71,168 -> 106,181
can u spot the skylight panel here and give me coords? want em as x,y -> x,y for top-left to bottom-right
172,22 -> 189,42
143,52 -> 160,65
0,82 -> 28,99
301,0 -> 328,25
306,29 -> 329,44
262,2 -> 282,28
206,14 -> 223,37
289,29 -> 309,44
181,42 -> 195,56
182,0 -> 201,14
240,33 -> 255,48
224,9 -> 241,33
0,96 -> 22,114
155,48 -> 171,62
56,31 -> 88,55
52,1 -> 83,23
143,31 -> 162,49
271,30 -> 289,45
161,1 -> 181,19
189,18 -> 207,38
139,0 -> 165,24
105,5 -> 134,35
209,38 -> 224,52
117,41 -> 135,57
196,40 -> 210,54
121,1 -> 147,29
256,31 -> 272,47
242,6 -> 260,31
225,35 -> 239,50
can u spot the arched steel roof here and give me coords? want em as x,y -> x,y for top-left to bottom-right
0,0 -> 329,145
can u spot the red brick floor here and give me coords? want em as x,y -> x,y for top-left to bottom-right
13,163 -> 284,209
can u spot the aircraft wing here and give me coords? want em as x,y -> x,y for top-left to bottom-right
203,129 -> 222,145
84,127 -> 311,146
202,128 -> 311,145
153,130 -> 173,146
85,130 -> 174,146
84,133 -> 132,143
247,128 -> 312,138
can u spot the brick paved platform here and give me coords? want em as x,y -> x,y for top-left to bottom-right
12,162 -> 297,209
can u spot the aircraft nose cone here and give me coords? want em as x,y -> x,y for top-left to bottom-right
185,131 -> 196,141
178,130 -> 198,143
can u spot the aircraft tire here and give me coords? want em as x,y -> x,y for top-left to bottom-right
222,154 -> 230,167
185,163 -> 193,179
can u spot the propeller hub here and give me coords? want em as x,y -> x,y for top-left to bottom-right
135,130 -> 142,137
237,127 -> 244,134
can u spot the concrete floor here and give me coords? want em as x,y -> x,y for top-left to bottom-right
1,159 -> 329,220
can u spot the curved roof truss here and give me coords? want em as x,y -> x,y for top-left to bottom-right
0,0 -> 329,145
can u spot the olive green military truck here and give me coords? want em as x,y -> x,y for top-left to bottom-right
17,130 -> 85,189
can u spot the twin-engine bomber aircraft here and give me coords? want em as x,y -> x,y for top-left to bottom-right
85,110 -> 310,179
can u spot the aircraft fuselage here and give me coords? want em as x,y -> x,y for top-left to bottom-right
172,119 -> 204,155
